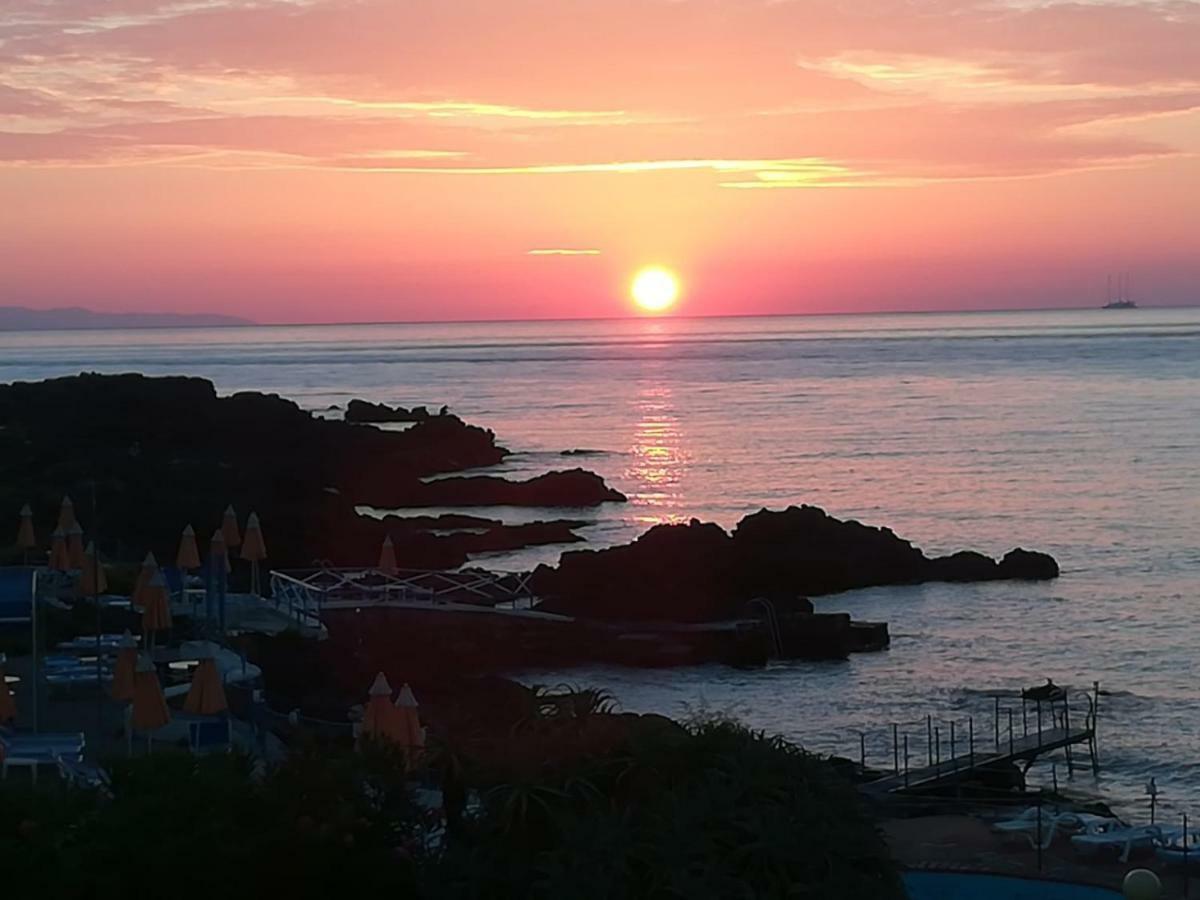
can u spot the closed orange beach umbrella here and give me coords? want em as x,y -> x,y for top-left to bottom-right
183,656 -> 228,716
242,512 -> 267,595
111,631 -> 138,701
78,541 -> 108,595
379,535 -> 398,574
222,505 -> 241,549
177,524 -> 201,570
141,571 -> 172,635
131,655 -> 170,733
16,504 -> 35,550
394,683 -> 426,756
0,654 -> 17,723
241,512 -> 266,561
66,523 -> 85,570
49,529 -> 69,571
131,552 -> 158,609
361,672 -> 404,745
56,495 -> 77,532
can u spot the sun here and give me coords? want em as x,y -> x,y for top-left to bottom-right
631,266 -> 680,313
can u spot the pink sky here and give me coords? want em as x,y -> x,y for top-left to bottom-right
1,0 -> 1198,322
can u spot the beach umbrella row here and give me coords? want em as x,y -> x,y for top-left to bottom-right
360,673 -> 425,765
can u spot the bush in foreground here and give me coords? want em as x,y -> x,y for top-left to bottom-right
0,718 -> 901,899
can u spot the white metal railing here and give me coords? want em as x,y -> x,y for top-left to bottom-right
267,566 -> 540,626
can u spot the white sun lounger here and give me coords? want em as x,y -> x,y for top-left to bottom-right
1071,824 -> 1162,862
993,808 -> 1118,849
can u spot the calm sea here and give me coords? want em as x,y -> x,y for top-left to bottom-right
3,307 -> 1199,817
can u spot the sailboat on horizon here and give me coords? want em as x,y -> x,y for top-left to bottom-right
1103,273 -> 1138,309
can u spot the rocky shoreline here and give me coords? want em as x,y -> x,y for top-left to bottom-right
4,373 -> 1060,673
0,373 -> 623,570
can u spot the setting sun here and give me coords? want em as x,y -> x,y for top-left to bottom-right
631,267 -> 681,313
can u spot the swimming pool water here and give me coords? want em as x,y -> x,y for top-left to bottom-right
903,872 -> 1122,900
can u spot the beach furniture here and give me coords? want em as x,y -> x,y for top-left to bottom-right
1071,824 -> 1162,862
1154,829 -> 1200,867
56,634 -> 129,652
15,504 -> 35,555
379,535 -> 398,574
993,807 -> 1117,849
111,631 -> 138,701
182,656 -> 229,716
0,568 -> 35,624
129,655 -> 170,753
56,757 -> 111,792
187,717 -> 233,754
1,729 -> 86,782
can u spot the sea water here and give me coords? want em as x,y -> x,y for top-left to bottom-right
3,307 -> 1198,816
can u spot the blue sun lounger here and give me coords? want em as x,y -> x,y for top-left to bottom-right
0,568 -> 35,626
1,729 -> 86,782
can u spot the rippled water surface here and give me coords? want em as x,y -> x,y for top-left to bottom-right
4,307 -> 1199,816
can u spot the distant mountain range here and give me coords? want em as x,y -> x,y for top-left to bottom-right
0,306 -> 252,331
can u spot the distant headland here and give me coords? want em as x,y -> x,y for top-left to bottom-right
0,305 -> 252,331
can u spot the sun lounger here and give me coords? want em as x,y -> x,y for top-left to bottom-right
0,568 -> 35,624
44,666 -> 112,686
994,808 -> 1118,849
1154,827 -> 1200,866
187,717 -> 233,754
1,731 -> 86,783
1071,824 -> 1162,862
56,757 -> 111,793
56,634 -> 128,651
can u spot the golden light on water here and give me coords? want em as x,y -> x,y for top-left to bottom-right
631,266 -> 680,313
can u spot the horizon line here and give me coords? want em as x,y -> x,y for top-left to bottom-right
5,301 -> 1198,333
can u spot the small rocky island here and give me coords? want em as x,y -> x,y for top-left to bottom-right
533,506 -> 1058,622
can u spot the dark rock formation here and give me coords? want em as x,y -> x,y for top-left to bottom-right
534,520 -> 737,622
362,468 -> 627,508
998,548 -> 1060,579
534,504 -> 1059,622
344,399 -> 431,423
0,373 -> 617,570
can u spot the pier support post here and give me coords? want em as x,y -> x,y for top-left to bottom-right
1063,699 -> 1074,776
1023,697 -> 1028,736
1184,814 -> 1189,899
860,732 -> 866,775
994,696 -> 1001,752
927,715 -> 934,767
903,735 -> 909,788
1008,709 -> 1014,756
1036,800 -> 1044,872
934,726 -> 941,774
893,724 -> 899,776
969,717 -> 975,770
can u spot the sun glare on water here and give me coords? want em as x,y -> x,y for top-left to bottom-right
631,266 -> 680,313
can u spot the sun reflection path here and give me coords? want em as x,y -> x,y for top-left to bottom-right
625,381 -> 691,527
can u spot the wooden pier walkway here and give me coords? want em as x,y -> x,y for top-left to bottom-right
863,724 -> 1096,795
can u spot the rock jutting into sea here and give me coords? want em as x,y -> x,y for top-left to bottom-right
0,373 -> 623,569
531,505 -> 1059,622
343,398 -> 435,423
